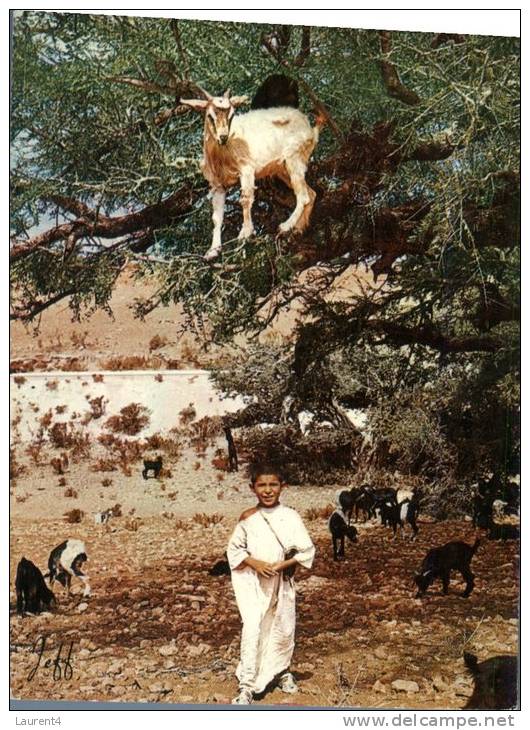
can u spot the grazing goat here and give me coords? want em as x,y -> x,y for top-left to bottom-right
463,653 -> 518,710
472,493 -> 494,529
142,455 -> 163,480
251,74 -> 299,110
487,522 -> 520,541
181,88 -> 322,260
329,508 -> 358,561
46,539 -> 91,597
379,497 -> 419,539
209,553 -> 231,576
414,538 -> 480,598
15,558 -> 56,615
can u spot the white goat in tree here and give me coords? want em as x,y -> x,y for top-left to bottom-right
181,88 -> 322,260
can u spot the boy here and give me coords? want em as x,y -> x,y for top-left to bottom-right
226,462 -> 315,705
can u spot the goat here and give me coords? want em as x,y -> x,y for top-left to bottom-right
414,538 -> 480,598
354,485 -> 378,522
463,653 -> 518,710
15,558 -> 56,615
335,487 -> 360,524
142,455 -> 163,480
329,508 -> 358,561
209,553 -> 231,576
487,522 -> 520,541
46,539 -> 91,597
472,493 -> 494,529
94,508 -> 113,525
181,88 -> 322,260
379,497 -> 419,539
251,74 -> 299,110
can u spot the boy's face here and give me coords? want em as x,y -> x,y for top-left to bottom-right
251,473 -> 284,508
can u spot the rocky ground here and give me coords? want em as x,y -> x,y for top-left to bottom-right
10,461 -> 519,709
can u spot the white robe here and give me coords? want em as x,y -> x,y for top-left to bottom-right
226,504 -> 315,694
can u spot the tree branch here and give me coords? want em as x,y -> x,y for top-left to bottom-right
379,31 -> 421,106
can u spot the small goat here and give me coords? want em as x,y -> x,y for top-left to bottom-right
142,455 -> 163,480
487,521 -> 520,541
414,538 -> 480,598
16,558 -> 56,615
379,497 -> 419,539
46,539 -> 91,597
209,553 -> 231,576
335,487 -> 360,524
181,87 -> 322,260
329,508 -> 358,561
464,653 -> 518,710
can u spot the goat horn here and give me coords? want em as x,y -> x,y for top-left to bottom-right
195,84 -> 213,101
224,88 -> 231,98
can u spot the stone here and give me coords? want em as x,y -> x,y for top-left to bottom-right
372,680 -> 387,694
392,679 -> 420,693
77,602 -> 89,613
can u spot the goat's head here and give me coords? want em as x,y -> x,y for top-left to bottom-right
180,88 -> 249,146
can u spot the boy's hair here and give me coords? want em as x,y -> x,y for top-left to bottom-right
248,461 -> 286,485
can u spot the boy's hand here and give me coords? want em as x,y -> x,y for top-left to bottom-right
246,558 -> 278,577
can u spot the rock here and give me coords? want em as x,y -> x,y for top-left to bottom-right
373,680 -> 387,694
108,661 -> 123,675
159,643 -> 177,657
77,602 -> 89,613
374,647 -> 387,660
392,679 -> 420,693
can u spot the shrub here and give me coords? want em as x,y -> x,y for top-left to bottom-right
149,334 -> 168,352
91,458 -> 117,472
64,487 -> 78,498
14,376 -> 26,387
101,478 -> 113,487
105,403 -> 150,435
46,380 -> 58,390
9,449 -> 26,479
192,512 -> 224,527
179,404 -> 196,426
64,508 -> 84,523
92,373 -> 104,383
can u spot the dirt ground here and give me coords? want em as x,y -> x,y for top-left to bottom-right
10,448 -> 519,709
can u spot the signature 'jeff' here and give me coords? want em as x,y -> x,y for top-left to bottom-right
27,635 -> 75,682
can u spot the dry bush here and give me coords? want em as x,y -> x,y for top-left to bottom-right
174,518 -> 193,531
189,416 -> 223,449
143,432 -> 183,460
64,487 -> 78,498
192,512 -> 224,527
216,473 -> 225,482
55,405 -> 67,414
13,376 -> 26,387
124,517 -> 140,531
105,403 -> 150,435
160,467 -> 173,478
16,494 -> 28,503
25,438 -> 45,466
180,341 -> 201,367
39,409 -> 54,429
167,491 -> 177,500
304,504 -> 334,521
50,457 -> 65,475
111,503 -> 122,517
49,422 -> 71,448
88,396 -> 106,419
59,357 -> 84,372
212,455 -> 230,472
193,461 -> 201,471
101,478 -> 113,487
92,373 -> 104,383
70,330 -> 89,348
9,449 -> 26,479
154,373 -> 164,382
179,404 -> 196,426
64,508 -> 84,523
46,380 -> 58,390
58,477 -> 67,487
102,355 -> 162,370
166,358 -> 180,369
91,457 -> 117,472
149,334 -> 167,352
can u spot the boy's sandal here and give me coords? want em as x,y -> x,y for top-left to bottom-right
231,688 -> 253,705
278,672 -> 299,694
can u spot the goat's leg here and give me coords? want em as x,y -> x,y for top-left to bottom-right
339,536 -> 345,558
441,572 -> 450,595
332,537 -> 338,561
238,168 -> 255,240
205,188 -> 226,260
279,159 -> 311,233
461,568 -> 475,597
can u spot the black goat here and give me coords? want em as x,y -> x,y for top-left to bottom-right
464,653 -> 518,710
329,509 -> 358,561
209,554 -> 231,576
336,487 -> 360,524
142,455 -> 163,480
414,538 -> 480,598
487,522 -> 520,541
379,498 -> 419,539
251,74 -> 299,110
472,493 -> 494,529
16,558 -> 56,615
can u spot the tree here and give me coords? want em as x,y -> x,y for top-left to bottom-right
10,12 -> 520,483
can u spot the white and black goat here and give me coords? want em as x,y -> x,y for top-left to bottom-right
181,87 -> 322,259
15,558 -> 56,615
378,495 -> 419,539
414,538 -> 480,598
142,455 -> 163,480
46,539 -> 91,597
329,508 -> 358,561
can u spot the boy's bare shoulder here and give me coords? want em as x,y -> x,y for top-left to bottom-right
239,506 -> 259,521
